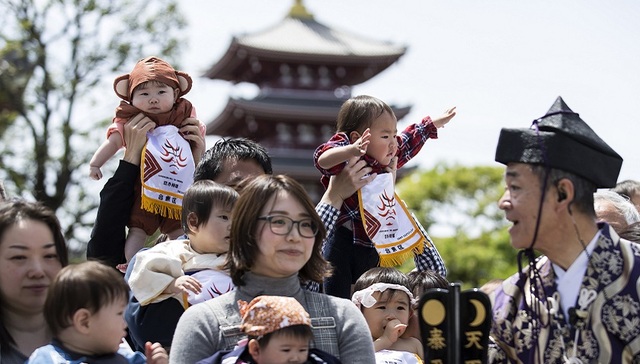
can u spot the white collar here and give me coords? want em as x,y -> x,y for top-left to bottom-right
553,230 -> 600,321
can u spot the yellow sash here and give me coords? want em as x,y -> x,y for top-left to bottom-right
358,173 -> 425,267
140,125 -> 194,220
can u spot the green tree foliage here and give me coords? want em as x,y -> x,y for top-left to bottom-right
0,0 -> 186,252
397,163 -> 519,288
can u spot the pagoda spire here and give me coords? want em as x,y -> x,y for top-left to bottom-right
288,0 -> 314,19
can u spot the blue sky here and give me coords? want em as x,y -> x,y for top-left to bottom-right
179,0 -> 640,182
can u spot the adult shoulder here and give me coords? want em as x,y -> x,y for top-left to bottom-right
169,297 -> 223,364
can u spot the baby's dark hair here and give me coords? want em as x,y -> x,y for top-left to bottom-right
406,270 -> 449,299
44,261 -> 128,337
181,180 -> 239,235
250,325 -> 313,348
336,95 -> 395,134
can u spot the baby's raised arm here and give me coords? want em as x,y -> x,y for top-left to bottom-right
317,129 -> 371,169
374,318 -> 406,352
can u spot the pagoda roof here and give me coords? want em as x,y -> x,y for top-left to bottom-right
206,94 -> 411,136
204,11 -> 407,86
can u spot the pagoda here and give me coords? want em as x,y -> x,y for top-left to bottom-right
204,0 -> 410,201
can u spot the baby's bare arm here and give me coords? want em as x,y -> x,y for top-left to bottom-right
89,134 -> 124,180
318,129 -> 370,169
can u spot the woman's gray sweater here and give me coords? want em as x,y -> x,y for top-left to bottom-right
169,272 -> 375,364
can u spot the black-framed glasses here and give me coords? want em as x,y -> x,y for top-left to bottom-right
257,215 -> 319,238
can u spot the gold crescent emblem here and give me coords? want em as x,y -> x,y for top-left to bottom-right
469,298 -> 486,327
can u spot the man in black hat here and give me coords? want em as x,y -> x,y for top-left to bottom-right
488,97 -> 640,363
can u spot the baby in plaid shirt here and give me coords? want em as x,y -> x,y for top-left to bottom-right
314,95 -> 455,298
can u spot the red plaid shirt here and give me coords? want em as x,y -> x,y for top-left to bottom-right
313,116 -> 438,247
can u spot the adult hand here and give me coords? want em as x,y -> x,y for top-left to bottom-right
180,118 -> 206,166
122,113 -> 156,166
321,156 -> 376,209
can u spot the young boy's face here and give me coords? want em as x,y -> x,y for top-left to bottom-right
361,111 -> 398,166
189,205 -> 233,255
250,335 -> 310,364
86,298 -> 128,355
362,290 -> 411,340
131,81 -> 177,114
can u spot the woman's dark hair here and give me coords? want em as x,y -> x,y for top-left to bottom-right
181,180 -> 238,235
44,261 -> 128,337
0,199 -> 69,351
336,95 -> 395,135
223,175 -> 330,286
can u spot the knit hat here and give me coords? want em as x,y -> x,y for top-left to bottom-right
113,56 -> 192,102
495,96 -> 622,188
238,296 -> 311,338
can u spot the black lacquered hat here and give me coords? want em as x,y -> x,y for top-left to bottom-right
495,96 -> 622,187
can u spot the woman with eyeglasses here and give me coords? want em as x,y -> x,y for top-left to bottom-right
169,175 -> 375,364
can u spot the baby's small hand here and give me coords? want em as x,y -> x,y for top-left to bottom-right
433,106 -> 457,128
145,342 -> 168,364
171,275 -> 202,295
383,319 -> 407,344
352,129 -> 371,156
89,166 -> 102,180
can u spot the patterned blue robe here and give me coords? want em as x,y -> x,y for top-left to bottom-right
489,224 -> 640,363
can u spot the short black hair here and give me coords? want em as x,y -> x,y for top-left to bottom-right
529,165 -> 596,217
193,138 -> 272,182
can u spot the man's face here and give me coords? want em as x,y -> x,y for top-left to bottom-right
498,163 -> 558,251
213,158 -> 265,190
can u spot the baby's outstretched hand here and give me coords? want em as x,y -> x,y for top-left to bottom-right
89,166 -> 102,180
170,275 -> 202,295
433,106 -> 457,128
351,129 -> 371,156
